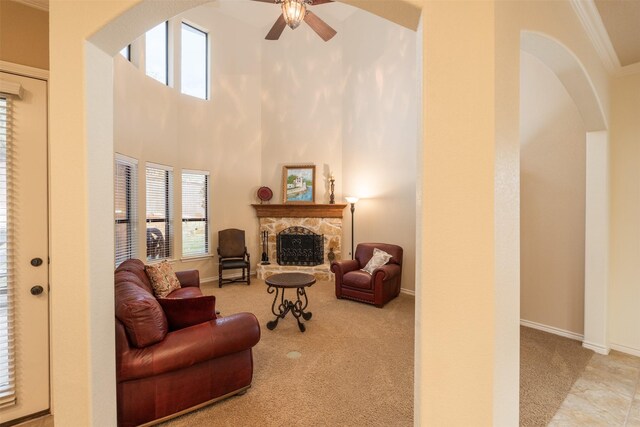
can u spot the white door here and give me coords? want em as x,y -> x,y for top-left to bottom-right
0,71 -> 50,424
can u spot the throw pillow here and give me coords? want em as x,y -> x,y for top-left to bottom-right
361,248 -> 393,275
158,296 -> 216,331
145,260 -> 182,298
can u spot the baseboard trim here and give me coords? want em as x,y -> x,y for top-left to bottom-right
400,288 -> 415,296
610,343 -> 640,358
520,319 -> 584,342
582,340 -> 610,355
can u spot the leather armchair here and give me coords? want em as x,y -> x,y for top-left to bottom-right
331,243 -> 403,308
115,259 -> 260,426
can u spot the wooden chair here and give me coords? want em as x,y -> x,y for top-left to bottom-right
217,228 -> 250,287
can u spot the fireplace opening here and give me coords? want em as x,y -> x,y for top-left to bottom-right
277,226 -> 324,266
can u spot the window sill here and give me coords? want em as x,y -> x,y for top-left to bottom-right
180,254 -> 214,262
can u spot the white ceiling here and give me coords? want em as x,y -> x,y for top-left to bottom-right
593,0 -> 640,67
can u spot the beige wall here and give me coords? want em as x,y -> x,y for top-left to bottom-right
260,9 -> 418,291
494,1 -> 609,423
260,24 -> 343,205
114,7 -> 262,280
609,72 -> 640,355
520,51 -> 586,335
342,10 -> 417,291
0,0 -> 48,69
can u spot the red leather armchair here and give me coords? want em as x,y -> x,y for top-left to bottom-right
331,243 -> 403,308
115,259 -> 260,427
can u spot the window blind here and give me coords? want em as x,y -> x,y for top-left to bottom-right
114,154 -> 138,268
0,96 -> 15,408
182,170 -> 209,257
146,164 -> 173,261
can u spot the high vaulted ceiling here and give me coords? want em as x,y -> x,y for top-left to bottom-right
10,0 -> 640,74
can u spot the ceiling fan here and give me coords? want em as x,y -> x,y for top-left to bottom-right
252,0 -> 337,42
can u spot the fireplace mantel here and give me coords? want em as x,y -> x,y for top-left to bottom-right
251,203 -> 347,219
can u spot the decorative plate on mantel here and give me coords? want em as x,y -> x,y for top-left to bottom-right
257,186 -> 273,203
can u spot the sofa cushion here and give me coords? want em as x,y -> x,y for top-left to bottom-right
343,270 -> 374,290
115,272 -> 168,348
145,260 -> 181,298
158,296 -> 217,331
361,248 -> 393,274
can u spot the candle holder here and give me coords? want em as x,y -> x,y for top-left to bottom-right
329,177 -> 335,204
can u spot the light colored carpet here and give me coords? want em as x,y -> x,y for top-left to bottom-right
520,326 -> 593,427
162,278 -> 415,427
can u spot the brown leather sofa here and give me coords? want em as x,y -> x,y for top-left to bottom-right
115,259 -> 260,426
331,243 -> 403,307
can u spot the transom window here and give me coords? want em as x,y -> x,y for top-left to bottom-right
145,22 -> 168,85
181,23 -> 208,100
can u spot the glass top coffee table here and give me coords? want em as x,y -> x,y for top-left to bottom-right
265,272 -> 316,332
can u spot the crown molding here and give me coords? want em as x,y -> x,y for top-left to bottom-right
11,0 -> 49,11
617,61 -> 640,77
570,0 -> 620,73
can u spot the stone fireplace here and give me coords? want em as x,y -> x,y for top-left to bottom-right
251,204 -> 347,281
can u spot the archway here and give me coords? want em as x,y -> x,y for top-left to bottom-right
519,31 -> 609,355
81,0 -> 423,424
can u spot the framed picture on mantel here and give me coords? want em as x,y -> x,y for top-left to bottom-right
282,165 -> 315,204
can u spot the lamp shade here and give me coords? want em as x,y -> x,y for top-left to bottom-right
282,0 -> 307,29
345,196 -> 359,204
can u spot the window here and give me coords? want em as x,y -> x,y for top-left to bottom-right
119,45 -> 131,61
145,22 -> 168,85
146,163 -> 173,260
114,154 -> 138,268
0,96 -> 14,407
181,23 -> 208,100
182,170 -> 209,257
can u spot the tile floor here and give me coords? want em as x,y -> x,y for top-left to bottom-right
550,350 -> 640,426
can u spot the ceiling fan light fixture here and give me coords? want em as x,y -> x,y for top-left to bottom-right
282,0 -> 307,30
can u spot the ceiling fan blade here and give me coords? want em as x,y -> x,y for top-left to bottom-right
311,0 -> 333,4
250,0 -> 277,3
266,14 -> 287,40
304,11 -> 337,42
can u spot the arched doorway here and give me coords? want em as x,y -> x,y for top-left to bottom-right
519,31 -> 609,353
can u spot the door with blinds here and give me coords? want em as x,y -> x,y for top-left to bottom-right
0,71 -> 49,423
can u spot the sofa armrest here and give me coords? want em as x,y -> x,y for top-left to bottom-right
372,263 -> 401,281
118,312 -> 260,382
175,269 -> 200,288
331,259 -> 359,276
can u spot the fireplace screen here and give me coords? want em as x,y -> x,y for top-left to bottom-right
277,226 -> 324,266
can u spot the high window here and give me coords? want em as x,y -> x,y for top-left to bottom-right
119,45 -> 131,61
145,22 -> 168,85
114,154 -> 138,268
146,164 -> 173,260
182,170 -> 209,257
181,23 -> 208,100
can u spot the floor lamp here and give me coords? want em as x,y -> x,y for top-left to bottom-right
345,197 -> 359,259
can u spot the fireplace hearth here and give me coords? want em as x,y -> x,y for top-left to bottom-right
277,226 -> 324,266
